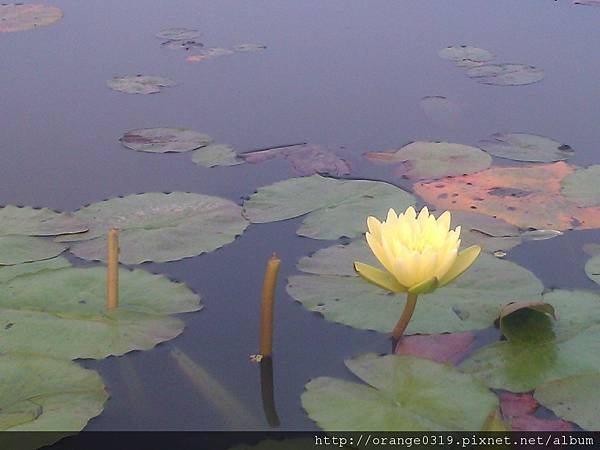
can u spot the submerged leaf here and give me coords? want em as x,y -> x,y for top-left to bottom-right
121,128 -> 212,153
287,240 -> 543,334
302,353 -> 498,431
243,175 -> 415,240
478,133 -> 573,163
364,141 -> 491,180
0,4 -> 62,33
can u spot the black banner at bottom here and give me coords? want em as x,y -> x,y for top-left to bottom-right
0,431 -> 598,450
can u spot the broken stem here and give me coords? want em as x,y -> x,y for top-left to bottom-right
106,228 -> 119,311
391,293 -> 418,341
259,253 -> 281,356
240,142 -> 306,155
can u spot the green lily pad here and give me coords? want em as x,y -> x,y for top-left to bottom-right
478,133 -> 574,163
302,353 -> 498,431
460,289 -> 600,392
0,353 -> 107,431
121,128 -> 212,153
191,144 -> 244,167
0,263 -> 201,359
0,205 -> 87,237
242,175 -> 415,240
107,75 -> 175,94
498,301 -> 557,342
438,45 -> 494,63
156,28 -> 200,40
364,141 -> 492,180
534,374 -> 600,431
0,236 -> 67,265
287,240 -> 543,334
585,254 -> 600,286
561,164 -> 600,207
467,64 -> 545,86
0,256 -> 71,283
57,192 -> 249,264
0,4 -> 62,33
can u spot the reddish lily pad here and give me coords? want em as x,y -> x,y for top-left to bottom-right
240,144 -> 351,176
394,332 -> 475,365
121,128 -> 212,153
0,4 -> 62,33
364,141 -> 491,181
499,392 -> 573,431
414,162 -> 600,231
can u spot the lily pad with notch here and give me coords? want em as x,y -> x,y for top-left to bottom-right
287,240 -> 543,334
243,175 -> 415,240
364,141 -> 491,181
478,133 -> 574,163
302,353 -> 498,431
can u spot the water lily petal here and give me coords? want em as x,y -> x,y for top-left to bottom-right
439,245 -> 481,286
408,276 -> 439,295
354,262 -> 407,293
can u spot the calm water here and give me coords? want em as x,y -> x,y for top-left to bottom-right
2,0 -> 600,434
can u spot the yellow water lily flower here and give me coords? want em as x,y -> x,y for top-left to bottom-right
354,206 -> 481,339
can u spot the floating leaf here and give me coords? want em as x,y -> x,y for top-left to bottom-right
419,96 -> 461,128
467,64 -> 544,86
534,374 -> 600,431
120,128 -> 212,153
233,43 -> 267,52
478,133 -> 574,163
186,48 -> 234,62
584,254 -> 600,286
0,354 -> 107,431
0,264 -> 200,359
0,236 -> 66,265
302,353 -> 498,431
287,240 -> 543,334
451,211 -> 522,254
460,289 -> 600,391
438,45 -> 494,63
241,144 -> 351,176
156,28 -> 200,40
561,164 -> 600,207
0,205 -> 87,237
500,392 -> 572,432
107,75 -> 175,94
414,162 -> 600,231
364,141 -> 491,180
191,144 -> 244,167
57,192 -> 248,264
520,229 -> 563,241
0,256 -> 71,283
243,175 -> 415,240
161,39 -> 203,50
394,332 -> 475,365
0,4 -> 62,33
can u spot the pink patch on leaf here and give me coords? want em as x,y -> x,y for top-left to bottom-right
394,332 -> 475,364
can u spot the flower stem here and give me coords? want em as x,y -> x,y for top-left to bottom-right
391,293 -> 418,341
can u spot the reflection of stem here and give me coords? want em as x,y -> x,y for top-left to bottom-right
260,254 -> 281,357
259,356 -> 280,427
391,293 -> 418,341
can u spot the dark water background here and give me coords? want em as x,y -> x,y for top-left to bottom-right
2,0 -> 600,431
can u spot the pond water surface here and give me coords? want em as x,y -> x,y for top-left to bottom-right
2,0 -> 600,438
